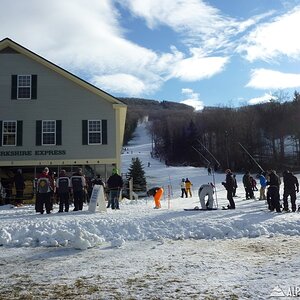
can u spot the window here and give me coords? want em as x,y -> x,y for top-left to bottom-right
2,121 -> 17,146
88,120 -> 102,144
42,120 -> 56,145
17,75 -> 31,99
82,120 -> 107,145
11,75 -> 37,100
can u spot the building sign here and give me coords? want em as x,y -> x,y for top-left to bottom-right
0,150 -> 66,157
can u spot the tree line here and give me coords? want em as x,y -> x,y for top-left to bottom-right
120,91 -> 300,173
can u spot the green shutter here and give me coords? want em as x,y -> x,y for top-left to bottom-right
31,75 -> 37,99
0,121 -> 2,146
11,75 -> 17,99
82,120 -> 88,145
56,120 -> 62,145
16,121 -> 23,146
36,120 -> 42,146
102,120 -> 107,144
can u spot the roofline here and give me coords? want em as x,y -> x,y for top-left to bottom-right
0,37 -> 126,106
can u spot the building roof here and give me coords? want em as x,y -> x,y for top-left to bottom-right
0,37 -> 126,107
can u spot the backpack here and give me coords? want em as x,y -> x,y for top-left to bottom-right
37,178 -> 50,194
71,176 -> 84,192
57,177 -> 69,194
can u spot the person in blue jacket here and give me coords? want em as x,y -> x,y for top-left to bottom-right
257,173 -> 267,200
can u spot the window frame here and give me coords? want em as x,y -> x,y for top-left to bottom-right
88,120 -> 102,145
17,75 -> 32,100
42,120 -> 56,146
2,120 -> 17,146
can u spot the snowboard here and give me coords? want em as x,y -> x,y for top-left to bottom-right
184,207 -> 217,211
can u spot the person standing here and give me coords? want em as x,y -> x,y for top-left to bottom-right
222,169 -> 235,209
14,169 -> 25,206
257,173 -> 267,200
56,169 -> 70,213
266,170 -> 281,212
180,178 -> 187,198
242,171 -> 254,199
282,170 -> 299,212
70,168 -> 86,211
107,168 -> 123,209
36,167 -> 53,214
185,178 -> 193,197
232,174 -> 238,197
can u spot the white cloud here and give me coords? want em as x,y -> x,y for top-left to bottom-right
246,69 -> 300,89
237,5 -> 300,61
119,0 -> 273,54
180,88 -> 204,111
92,73 -> 159,96
171,49 -> 229,81
247,93 -> 275,105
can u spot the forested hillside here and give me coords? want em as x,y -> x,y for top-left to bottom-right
120,91 -> 300,173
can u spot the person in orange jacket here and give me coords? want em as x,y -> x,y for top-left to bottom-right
147,187 -> 164,209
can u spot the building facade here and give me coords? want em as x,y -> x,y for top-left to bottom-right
0,38 -> 127,195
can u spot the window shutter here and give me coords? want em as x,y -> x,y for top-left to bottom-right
0,121 -> 2,146
17,121 -> 23,146
56,120 -> 62,145
31,75 -> 37,99
36,120 -> 42,146
102,120 -> 107,144
11,75 -> 17,99
82,120 -> 88,145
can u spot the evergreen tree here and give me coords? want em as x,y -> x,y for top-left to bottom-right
127,157 -> 147,192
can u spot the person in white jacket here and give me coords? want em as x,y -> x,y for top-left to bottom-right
198,183 -> 214,210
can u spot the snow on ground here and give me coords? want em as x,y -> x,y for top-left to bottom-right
1,121 -> 300,299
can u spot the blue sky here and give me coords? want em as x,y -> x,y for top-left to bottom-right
1,0 -> 300,110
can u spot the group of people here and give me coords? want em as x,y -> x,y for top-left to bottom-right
35,166 -> 124,214
180,178 -> 193,198
222,169 -> 299,212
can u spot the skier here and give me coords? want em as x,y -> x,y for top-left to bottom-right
198,183 -> 214,210
256,173 -> 267,200
70,168 -> 86,211
282,170 -> 299,212
242,171 -> 254,199
56,169 -> 70,213
232,174 -> 238,197
222,169 -> 235,209
185,178 -> 193,197
266,170 -> 281,212
147,187 -> 164,209
180,178 -> 187,198
36,167 -> 53,214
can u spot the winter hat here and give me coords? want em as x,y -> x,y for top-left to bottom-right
112,167 -> 119,175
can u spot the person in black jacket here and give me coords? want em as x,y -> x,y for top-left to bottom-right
282,170 -> 299,212
107,168 -> 123,209
266,170 -> 281,212
222,169 -> 235,209
14,169 -> 25,206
